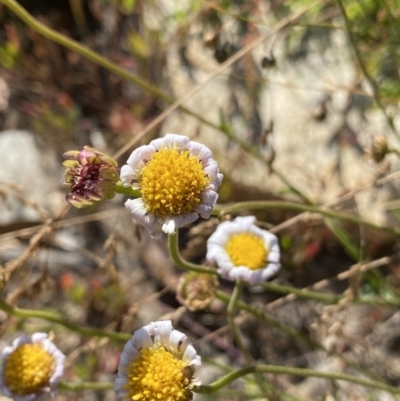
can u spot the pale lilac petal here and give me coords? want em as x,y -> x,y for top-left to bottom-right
188,141 -> 212,163
131,327 -> 153,350
127,144 -> 156,167
195,190 -> 218,219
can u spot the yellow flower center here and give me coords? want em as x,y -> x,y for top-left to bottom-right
125,345 -> 192,401
225,233 -> 268,270
3,343 -> 55,396
139,148 -> 209,217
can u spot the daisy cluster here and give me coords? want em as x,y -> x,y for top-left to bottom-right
63,133 -> 282,285
50,133 -> 284,401
118,133 -> 281,284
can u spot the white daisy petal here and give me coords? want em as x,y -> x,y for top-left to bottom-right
0,333 -> 65,401
155,320 -> 173,345
131,327 -> 153,350
120,134 -> 222,238
206,216 -> 281,285
188,141 -> 212,163
195,190 -> 218,219
115,321 -> 201,401
162,218 -> 176,235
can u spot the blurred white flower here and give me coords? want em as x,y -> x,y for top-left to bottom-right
115,320 -> 201,401
0,333 -> 65,401
120,133 -> 223,238
206,216 -> 281,285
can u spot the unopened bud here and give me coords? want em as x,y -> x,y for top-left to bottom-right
371,135 -> 389,163
176,272 -> 218,311
63,146 -> 119,208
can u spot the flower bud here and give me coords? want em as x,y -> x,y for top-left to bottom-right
371,135 -> 389,163
63,146 -> 119,208
176,272 -> 218,311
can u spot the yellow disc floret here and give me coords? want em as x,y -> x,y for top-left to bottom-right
139,148 -> 209,217
3,343 -> 55,395
225,233 -> 268,270
125,345 -> 192,401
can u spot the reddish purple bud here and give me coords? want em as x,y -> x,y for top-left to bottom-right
63,146 -> 119,208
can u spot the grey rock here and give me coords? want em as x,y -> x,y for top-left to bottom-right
0,129 -> 64,225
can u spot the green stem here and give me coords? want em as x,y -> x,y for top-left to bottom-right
0,0 -> 223,134
194,365 -> 400,394
58,381 -> 114,391
227,281 -> 250,363
261,281 -> 340,303
58,362 -> 400,395
213,200 -> 400,236
335,0 -> 398,139
215,290 -> 386,381
216,290 -> 320,349
227,280 -> 270,398
115,182 -> 141,198
0,298 -> 131,342
168,231 -> 218,275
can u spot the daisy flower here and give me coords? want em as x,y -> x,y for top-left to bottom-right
206,216 -> 281,285
120,134 -> 223,238
115,320 -> 201,401
0,333 -> 65,401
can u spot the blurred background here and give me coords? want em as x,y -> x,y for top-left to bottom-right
1,0 -> 400,400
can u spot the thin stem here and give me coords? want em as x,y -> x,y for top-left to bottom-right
0,298 -> 131,342
0,0 -> 223,134
227,281 -> 270,398
261,281 -> 340,303
115,182 -> 141,198
227,281 -> 250,362
335,0 -> 398,139
58,381 -> 114,391
216,290 -> 321,349
168,231 -> 218,275
57,363 -> 400,394
213,200 -> 400,236
194,365 -> 400,394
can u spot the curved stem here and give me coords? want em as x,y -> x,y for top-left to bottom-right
335,0 -> 398,139
216,290 -> 321,349
215,290 -> 387,381
0,0 -> 222,134
168,231 -> 218,275
0,298 -> 131,342
213,200 -> 400,236
194,365 -> 400,394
